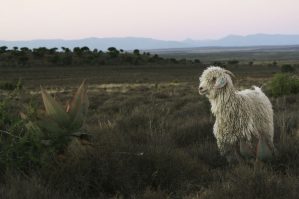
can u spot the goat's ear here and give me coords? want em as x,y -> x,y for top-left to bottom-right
214,76 -> 227,89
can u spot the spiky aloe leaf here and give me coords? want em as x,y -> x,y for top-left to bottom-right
67,81 -> 89,129
256,137 -> 273,161
41,87 -> 70,126
37,119 -> 65,136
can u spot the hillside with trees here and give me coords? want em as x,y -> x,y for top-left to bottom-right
0,46 -> 197,67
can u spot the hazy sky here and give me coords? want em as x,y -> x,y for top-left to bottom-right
1,0 -> 299,41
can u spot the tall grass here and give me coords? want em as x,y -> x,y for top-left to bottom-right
0,77 -> 298,198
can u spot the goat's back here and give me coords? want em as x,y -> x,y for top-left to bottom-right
238,86 -> 274,141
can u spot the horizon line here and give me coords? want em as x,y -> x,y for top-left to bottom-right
2,33 -> 299,42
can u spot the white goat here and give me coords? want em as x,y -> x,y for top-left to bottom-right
198,66 -> 275,162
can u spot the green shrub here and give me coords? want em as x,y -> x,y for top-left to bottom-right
227,60 -> 239,65
281,64 -> 296,73
0,90 -> 43,172
268,73 -> 299,97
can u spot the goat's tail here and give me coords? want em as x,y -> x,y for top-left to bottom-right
252,85 -> 263,92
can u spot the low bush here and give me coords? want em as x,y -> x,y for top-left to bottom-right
268,73 -> 299,97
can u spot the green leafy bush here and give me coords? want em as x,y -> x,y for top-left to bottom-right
0,90 -> 42,171
268,73 -> 299,97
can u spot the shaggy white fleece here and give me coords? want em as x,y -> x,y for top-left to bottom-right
199,66 -> 274,161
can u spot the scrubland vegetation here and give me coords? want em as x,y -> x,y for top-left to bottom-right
0,46 -> 196,67
0,47 -> 299,198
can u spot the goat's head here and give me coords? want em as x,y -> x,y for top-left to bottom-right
198,66 -> 235,98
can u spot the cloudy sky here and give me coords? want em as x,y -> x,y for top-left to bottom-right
1,0 -> 299,41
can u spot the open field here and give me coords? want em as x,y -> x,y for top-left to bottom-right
0,64 -> 281,87
0,60 -> 298,198
150,45 -> 299,64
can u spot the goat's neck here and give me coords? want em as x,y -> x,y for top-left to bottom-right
209,86 -> 237,116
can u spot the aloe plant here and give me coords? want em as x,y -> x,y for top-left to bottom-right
24,81 -> 89,152
40,81 -> 89,130
66,80 -> 89,129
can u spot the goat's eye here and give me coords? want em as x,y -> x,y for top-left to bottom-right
212,77 -> 216,82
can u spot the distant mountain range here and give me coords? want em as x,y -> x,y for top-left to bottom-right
1,34 -> 299,50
